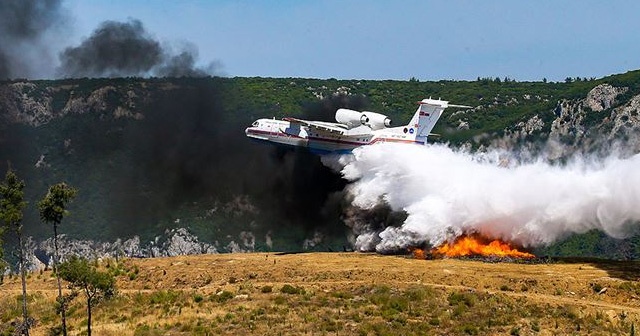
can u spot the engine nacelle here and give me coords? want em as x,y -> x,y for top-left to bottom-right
335,108 -> 369,128
362,111 -> 392,130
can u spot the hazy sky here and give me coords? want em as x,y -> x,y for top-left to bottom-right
66,0 -> 640,81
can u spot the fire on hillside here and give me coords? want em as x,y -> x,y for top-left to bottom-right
411,234 -> 535,260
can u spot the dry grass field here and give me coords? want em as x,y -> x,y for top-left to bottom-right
2,252 -> 640,335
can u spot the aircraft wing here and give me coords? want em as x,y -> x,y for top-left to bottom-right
283,117 -> 346,135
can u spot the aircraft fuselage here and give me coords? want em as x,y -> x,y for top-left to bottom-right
245,118 -> 422,154
245,99 -> 467,155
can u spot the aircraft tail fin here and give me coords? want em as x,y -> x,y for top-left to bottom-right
408,99 -> 471,143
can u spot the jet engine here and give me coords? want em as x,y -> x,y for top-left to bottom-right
335,108 -> 369,128
362,111 -> 392,130
335,108 -> 392,130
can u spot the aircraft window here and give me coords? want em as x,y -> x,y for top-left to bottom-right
252,121 -> 259,127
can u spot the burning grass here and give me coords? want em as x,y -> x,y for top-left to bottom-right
412,233 -> 536,262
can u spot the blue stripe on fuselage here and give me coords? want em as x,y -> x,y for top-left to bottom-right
248,137 -> 353,155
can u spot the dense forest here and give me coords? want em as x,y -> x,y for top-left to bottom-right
1,70 -> 640,259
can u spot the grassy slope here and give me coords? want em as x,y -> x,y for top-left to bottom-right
1,253 -> 640,335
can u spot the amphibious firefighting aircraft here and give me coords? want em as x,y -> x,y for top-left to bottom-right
245,98 -> 470,154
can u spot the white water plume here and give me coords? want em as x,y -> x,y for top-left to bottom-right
338,143 -> 640,252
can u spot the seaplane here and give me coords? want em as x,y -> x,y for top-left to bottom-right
245,98 -> 471,154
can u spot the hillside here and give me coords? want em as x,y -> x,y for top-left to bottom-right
1,72 -> 640,258
1,253 -> 640,335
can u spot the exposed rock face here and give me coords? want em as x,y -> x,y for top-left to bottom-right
608,94 -> 640,138
456,120 -> 470,130
549,84 -> 636,146
148,228 -> 218,257
61,85 -> 115,117
225,231 -> 257,253
510,115 -> 545,137
0,81 -> 153,126
26,228 -> 221,271
585,84 -> 628,112
0,82 -> 54,125
548,99 -> 589,144
493,83 -> 640,159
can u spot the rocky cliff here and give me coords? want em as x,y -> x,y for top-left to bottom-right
480,83 -> 640,159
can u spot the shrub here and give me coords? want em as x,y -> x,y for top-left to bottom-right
461,324 -> 478,335
149,290 -> 180,305
212,291 -> 234,303
531,320 -> 540,332
386,296 -> 409,313
447,292 -> 476,307
404,285 -> 432,301
330,291 -> 353,300
280,284 -> 304,295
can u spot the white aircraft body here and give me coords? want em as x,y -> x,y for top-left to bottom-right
245,98 -> 469,154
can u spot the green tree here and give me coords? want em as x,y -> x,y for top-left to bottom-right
58,257 -> 116,336
0,170 -> 30,335
38,183 -> 77,336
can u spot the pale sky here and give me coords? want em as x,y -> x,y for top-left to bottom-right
65,0 -> 640,82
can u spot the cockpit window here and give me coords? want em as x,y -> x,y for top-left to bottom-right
252,121 -> 259,127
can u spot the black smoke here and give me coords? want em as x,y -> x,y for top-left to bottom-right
0,0 -> 66,79
0,1 -> 213,79
57,19 -> 215,78
155,45 -> 217,78
0,0 -> 370,249
52,78 -> 372,249
58,20 -> 162,78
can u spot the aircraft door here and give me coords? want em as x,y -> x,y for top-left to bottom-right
284,123 -> 301,136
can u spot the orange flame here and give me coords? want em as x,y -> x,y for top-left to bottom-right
431,234 -> 534,259
410,247 -> 427,260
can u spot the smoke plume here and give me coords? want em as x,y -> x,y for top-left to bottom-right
340,143 -> 640,253
0,0 -> 67,79
0,1 -> 214,79
48,87 -> 364,247
57,19 -> 216,78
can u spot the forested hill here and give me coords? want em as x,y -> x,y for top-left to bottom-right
1,71 -> 640,258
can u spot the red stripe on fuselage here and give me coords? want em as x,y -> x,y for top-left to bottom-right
247,129 -> 305,139
370,138 -> 425,145
307,136 -> 366,146
308,136 -> 424,146
249,129 -> 426,146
